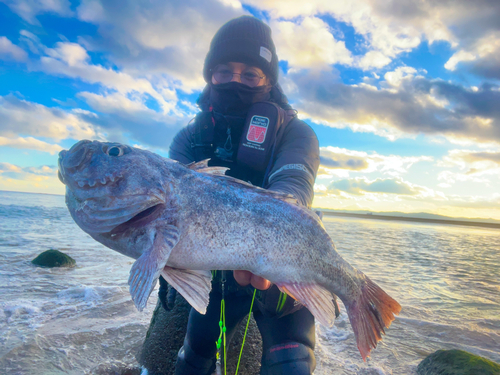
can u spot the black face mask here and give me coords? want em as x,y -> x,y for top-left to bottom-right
209,81 -> 272,115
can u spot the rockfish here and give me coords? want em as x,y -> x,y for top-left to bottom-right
58,140 -> 401,360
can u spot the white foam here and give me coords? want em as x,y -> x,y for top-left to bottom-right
3,303 -> 40,322
56,285 -> 124,305
316,311 -> 351,342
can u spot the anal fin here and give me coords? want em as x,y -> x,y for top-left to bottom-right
276,283 -> 338,327
161,267 -> 212,314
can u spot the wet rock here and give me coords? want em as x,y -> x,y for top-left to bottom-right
417,349 -> 500,375
138,296 -> 262,375
31,249 -> 76,268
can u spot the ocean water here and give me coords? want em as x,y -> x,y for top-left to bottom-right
0,190 -> 499,374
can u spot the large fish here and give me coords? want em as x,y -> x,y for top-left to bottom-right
58,140 -> 401,360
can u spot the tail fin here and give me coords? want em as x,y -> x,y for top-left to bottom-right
345,276 -> 401,361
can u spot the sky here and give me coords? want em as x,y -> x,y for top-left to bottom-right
1,0 -> 500,220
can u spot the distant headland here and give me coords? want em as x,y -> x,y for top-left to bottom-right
317,210 -> 500,229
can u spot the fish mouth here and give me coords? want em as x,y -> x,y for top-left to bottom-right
66,188 -> 165,234
110,203 -> 165,235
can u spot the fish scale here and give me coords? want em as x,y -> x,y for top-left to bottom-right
59,139 -> 402,360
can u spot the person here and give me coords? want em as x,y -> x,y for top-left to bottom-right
159,15 -> 320,375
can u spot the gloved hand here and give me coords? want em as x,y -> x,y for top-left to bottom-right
158,276 -> 177,311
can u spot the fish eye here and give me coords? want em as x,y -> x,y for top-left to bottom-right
107,146 -> 123,157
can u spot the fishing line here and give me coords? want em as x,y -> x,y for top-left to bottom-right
235,288 -> 257,375
216,271 -> 227,375
215,274 -> 257,375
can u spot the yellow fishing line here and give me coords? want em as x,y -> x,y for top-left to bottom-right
235,288 -> 257,375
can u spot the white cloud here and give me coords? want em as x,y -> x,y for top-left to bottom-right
437,149 -> 500,186
356,51 -> 392,70
19,29 -> 44,54
0,162 -> 21,173
287,69 -> 500,146
76,0 -> 105,23
445,50 -> 476,71
75,0 -> 245,92
246,0 -> 432,69
75,91 -> 188,149
46,41 -> 89,66
0,136 -> 63,154
313,186 -> 500,220
439,149 -> 500,170
2,0 -> 73,25
0,95 -> 97,141
36,42 -> 175,112
446,32 -> 500,71
326,176 -> 436,197
0,162 -> 63,195
319,146 -> 433,177
246,0 -> 500,73
218,0 -> 243,8
78,91 -> 153,114
444,32 -> 500,79
272,17 -> 352,70
314,183 -> 328,195
0,36 -> 28,61
384,66 -> 418,87
437,170 -> 490,185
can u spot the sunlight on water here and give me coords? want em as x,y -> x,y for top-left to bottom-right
316,216 -> 500,374
0,191 -> 499,374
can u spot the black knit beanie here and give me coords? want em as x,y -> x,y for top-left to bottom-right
203,16 -> 279,85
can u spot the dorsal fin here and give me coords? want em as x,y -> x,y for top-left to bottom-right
187,159 -> 228,176
186,159 -> 298,205
187,159 -> 209,170
211,174 -> 299,205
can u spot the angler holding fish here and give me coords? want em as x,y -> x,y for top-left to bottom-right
58,16 -> 401,375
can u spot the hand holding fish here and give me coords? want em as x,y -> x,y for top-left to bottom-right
234,270 -> 271,290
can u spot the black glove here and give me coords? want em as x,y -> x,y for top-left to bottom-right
158,276 -> 177,311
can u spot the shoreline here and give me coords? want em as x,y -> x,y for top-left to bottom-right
0,189 -> 64,197
320,211 -> 500,229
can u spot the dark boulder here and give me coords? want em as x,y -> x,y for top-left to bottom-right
138,296 -> 262,375
417,349 -> 500,375
32,249 -> 76,268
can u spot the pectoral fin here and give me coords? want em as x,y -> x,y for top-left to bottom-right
161,267 -> 212,314
128,224 -> 180,311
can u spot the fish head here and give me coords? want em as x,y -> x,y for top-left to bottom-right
58,140 -> 170,236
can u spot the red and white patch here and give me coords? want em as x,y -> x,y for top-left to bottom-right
246,115 -> 269,144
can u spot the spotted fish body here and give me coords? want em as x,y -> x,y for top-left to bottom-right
58,140 -> 401,360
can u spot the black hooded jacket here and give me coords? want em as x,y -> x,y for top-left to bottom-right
168,84 -> 320,207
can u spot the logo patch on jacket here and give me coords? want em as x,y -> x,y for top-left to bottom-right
246,115 -> 269,144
